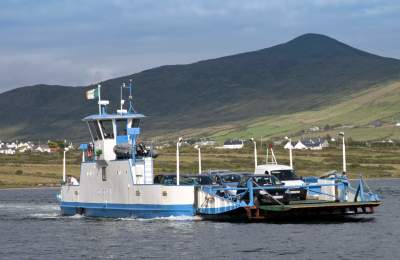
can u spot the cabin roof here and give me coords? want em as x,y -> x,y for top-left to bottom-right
82,113 -> 146,121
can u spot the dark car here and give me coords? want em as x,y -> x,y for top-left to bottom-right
211,172 -> 241,186
197,175 -> 214,185
153,174 -> 213,186
237,175 -> 306,205
207,172 -> 247,196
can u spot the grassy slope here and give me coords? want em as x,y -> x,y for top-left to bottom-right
207,80 -> 400,141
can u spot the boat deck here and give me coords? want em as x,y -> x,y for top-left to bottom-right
235,200 -> 382,220
254,200 -> 381,218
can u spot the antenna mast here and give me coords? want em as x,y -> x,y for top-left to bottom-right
118,79 -> 135,114
128,79 -> 135,113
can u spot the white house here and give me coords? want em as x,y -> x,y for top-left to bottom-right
309,126 -> 320,132
309,144 -> 322,150
0,148 -> 16,155
223,140 -> 244,149
17,142 -> 34,152
194,140 -> 216,146
35,145 -> 51,153
283,141 -> 294,150
321,139 -> 330,148
294,140 -> 307,150
6,142 -> 17,149
18,147 -> 28,153
380,139 -> 394,144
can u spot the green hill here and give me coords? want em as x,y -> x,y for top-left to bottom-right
0,33 -> 400,141
208,80 -> 400,142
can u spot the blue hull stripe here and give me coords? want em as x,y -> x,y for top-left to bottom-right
198,205 -> 241,215
60,201 -> 195,218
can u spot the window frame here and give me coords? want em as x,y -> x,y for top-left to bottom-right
98,120 -> 115,139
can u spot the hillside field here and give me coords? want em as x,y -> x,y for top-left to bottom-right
198,81 -> 400,142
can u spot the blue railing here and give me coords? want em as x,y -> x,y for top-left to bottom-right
199,176 -> 379,209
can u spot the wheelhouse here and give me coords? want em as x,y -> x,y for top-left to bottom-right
83,113 -> 145,161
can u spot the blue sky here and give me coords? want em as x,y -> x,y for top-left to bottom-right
0,0 -> 399,92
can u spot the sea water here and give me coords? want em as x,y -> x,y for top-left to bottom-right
0,180 -> 399,259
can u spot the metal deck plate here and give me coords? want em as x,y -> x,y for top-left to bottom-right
260,201 -> 382,212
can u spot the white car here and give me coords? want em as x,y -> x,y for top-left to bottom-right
254,164 -> 305,187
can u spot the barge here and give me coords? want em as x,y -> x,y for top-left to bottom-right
59,82 -> 381,220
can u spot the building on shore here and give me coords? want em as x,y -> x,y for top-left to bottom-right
222,139 -> 244,149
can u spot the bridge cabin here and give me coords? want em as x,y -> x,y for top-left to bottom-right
83,113 -> 144,161
78,110 -> 154,185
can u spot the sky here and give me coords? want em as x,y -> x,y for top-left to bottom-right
0,0 -> 399,92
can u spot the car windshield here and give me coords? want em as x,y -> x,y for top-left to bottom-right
253,176 -> 273,185
270,170 -> 299,181
253,176 -> 282,186
238,175 -> 282,187
221,174 -> 241,183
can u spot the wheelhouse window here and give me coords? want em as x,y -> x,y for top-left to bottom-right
116,119 -> 127,136
99,120 -> 114,139
131,119 -> 141,128
88,121 -> 102,141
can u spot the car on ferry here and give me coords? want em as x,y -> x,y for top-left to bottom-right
153,174 -> 214,186
207,171 -> 249,196
255,164 -> 305,188
237,174 -> 306,204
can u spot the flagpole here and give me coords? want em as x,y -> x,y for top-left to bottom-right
98,84 -> 101,114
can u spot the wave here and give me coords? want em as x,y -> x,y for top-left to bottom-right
29,212 -> 60,219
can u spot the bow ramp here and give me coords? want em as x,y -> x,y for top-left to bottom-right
196,186 -> 245,215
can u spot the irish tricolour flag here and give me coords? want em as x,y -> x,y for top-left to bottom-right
86,87 -> 99,100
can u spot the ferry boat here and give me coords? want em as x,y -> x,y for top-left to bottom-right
59,82 -> 381,220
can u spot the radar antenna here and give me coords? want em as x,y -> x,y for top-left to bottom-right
119,79 -> 136,114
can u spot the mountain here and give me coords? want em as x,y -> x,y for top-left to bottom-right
1,33 -> 400,141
